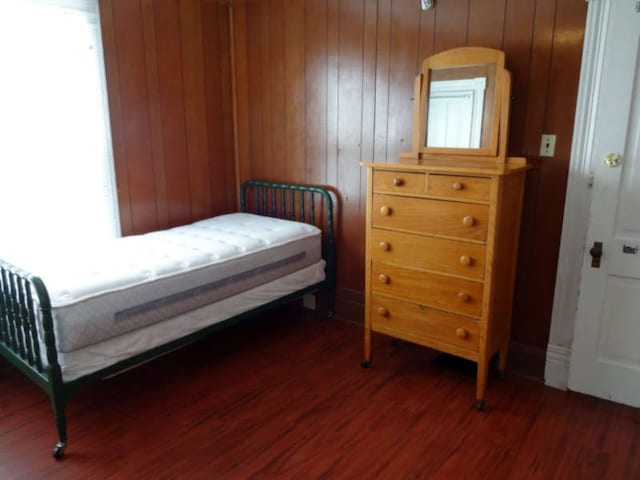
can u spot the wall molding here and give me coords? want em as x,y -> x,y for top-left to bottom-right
546,0 -> 609,382
545,344 -> 572,390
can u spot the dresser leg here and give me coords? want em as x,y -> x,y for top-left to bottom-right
476,358 -> 489,411
362,324 -> 372,368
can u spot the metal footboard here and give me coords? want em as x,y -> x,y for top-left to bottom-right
0,260 -> 68,457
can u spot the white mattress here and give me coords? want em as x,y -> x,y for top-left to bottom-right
14,213 -> 321,353
56,261 -> 325,381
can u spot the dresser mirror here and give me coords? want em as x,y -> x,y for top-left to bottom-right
407,47 -> 510,162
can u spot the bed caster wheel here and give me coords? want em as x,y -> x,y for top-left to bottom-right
475,399 -> 485,412
53,442 -> 66,459
360,360 -> 371,369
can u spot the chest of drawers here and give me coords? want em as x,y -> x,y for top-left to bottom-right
361,161 -> 526,410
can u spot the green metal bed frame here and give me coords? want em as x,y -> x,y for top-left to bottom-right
0,180 -> 335,459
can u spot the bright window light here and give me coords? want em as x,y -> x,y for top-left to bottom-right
0,0 -> 119,262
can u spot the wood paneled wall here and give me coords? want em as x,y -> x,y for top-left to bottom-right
99,0 -> 587,372
231,0 -> 588,359
100,0 -> 235,236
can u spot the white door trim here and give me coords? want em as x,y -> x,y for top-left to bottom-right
545,0 -> 611,390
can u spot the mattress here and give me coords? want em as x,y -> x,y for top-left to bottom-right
55,261 -> 325,381
18,213 -> 321,353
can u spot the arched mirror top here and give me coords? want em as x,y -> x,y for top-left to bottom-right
408,47 -> 511,163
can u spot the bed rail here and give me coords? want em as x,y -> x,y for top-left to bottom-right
240,180 -> 336,316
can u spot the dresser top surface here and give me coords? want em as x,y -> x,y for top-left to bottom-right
361,157 -> 528,176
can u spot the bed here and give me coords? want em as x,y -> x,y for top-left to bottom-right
0,180 -> 335,458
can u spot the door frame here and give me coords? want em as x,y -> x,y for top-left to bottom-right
545,0 -> 611,390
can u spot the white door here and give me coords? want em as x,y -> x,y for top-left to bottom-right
568,0 -> 640,407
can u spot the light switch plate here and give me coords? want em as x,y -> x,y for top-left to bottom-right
540,134 -> 557,157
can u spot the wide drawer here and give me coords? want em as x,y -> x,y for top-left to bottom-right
370,293 -> 480,354
373,170 -> 426,195
370,228 -> 485,280
371,262 -> 483,318
426,174 -> 491,202
372,194 -> 489,242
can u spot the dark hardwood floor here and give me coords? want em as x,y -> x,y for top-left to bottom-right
1,306 -> 638,479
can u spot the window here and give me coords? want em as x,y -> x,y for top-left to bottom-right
0,0 -> 119,262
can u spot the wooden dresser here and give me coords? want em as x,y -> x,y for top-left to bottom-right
360,47 -> 528,409
361,159 -> 526,409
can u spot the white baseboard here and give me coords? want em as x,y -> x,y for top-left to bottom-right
544,344 -> 571,390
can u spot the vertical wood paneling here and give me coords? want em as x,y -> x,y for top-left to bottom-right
433,0 -> 469,53
336,0 -> 366,293
326,0 -> 339,187
202,1 -> 235,215
179,1 -> 211,220
111,1 -> 158,234
231,0 -> 588,373
100,0 -> 234,235
467,0 -> 507,49
270,0 -> 287,182
100,1 -> 586,362
305,0 -> 328,184
141,0 -> 169,229
258,0 -> 273,182
502,0 -> 536,156
510,0 -> 559,349
373,0 -> 392,163
245,3 -> 264,181
153,0 -> 191,225
386,0 -> 421,162
100,0 -> 133,234
284,0 -> 306,183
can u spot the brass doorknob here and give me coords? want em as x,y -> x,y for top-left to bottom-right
393,177 -> 404,186
456,328 -> 468,339
452,182 -> 463,191
377,306 -> 389,317
379,241 -> 390,251
459,255 -> 471,266
378,274 -> 389,284
462,216 -> 475,227
380,206 -> 391,216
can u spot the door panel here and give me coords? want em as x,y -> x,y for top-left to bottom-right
568,0 -> 640,407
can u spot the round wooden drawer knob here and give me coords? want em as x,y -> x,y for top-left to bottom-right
462,215 -> 475,227
452,182 -> 463,191
459,255 -> 472,266
379,241 -> 390,251
377,306 -> 389,317
380,206 -> 392,216
393,177 -> 404,186
378,274 -> 389,284
457,292 -> 470,302
456,328 -> 468,339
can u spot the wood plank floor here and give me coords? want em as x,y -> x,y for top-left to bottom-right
1,306 -> 639,479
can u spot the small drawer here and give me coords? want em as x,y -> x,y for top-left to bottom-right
370,228 -> 485,280
427,174 -> 491,202
371,262 -> 483,318
373,170 -> 425,194
372,194 -> 489,242
370,293 -> 480,353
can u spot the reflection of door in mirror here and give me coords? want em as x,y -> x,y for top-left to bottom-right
421,62 -> 497,153
427,77 -> 486,148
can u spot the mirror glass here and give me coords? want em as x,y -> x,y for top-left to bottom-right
424,64 -> 497,150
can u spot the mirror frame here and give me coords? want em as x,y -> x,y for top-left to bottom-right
411,47 -> 509,161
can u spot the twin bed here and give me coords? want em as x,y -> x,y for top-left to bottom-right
0,180 -> 335,458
